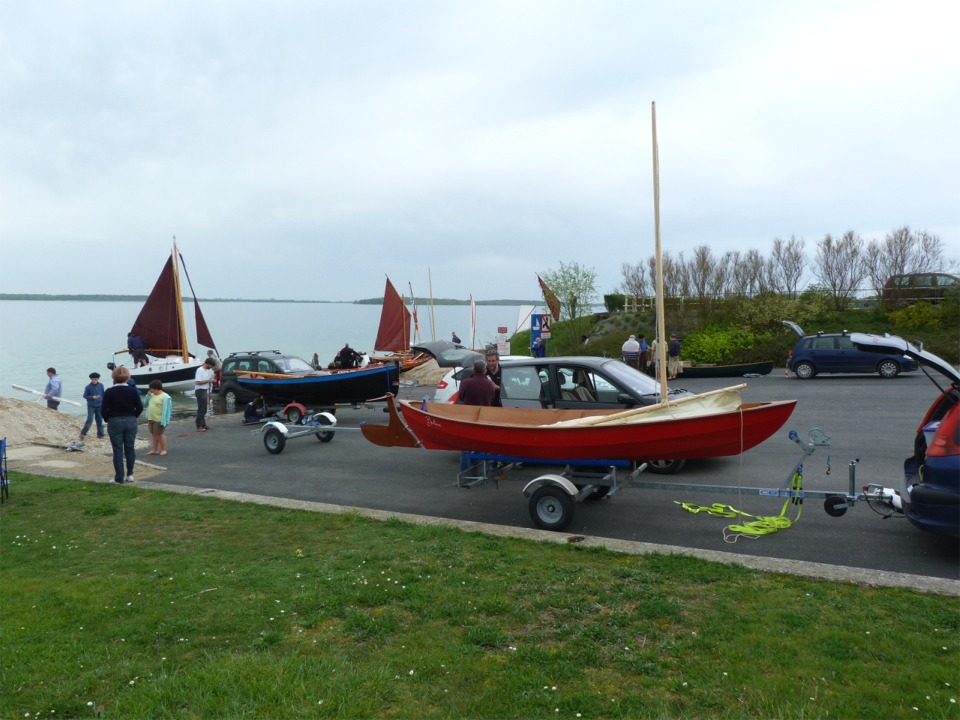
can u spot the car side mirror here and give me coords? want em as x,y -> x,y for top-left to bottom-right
617,393 -> 637,408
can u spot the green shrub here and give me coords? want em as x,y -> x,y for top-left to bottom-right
604,293 -> 625,313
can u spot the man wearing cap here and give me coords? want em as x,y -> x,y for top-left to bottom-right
194,356 -> 217,432
621,334 -> 641,370
80,372 -> 106,439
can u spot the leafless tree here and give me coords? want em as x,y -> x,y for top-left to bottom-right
742,249 -> 770,295
864,227 -> 950,299
813,231 -> 865,310
646,251 -> 688,298
713,252 -> 737,297
619,261 -> 648,299
769,235 -> 806,297
687,245 -> 716,301
914,230 -> 948,272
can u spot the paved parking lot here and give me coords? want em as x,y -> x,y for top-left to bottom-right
143,370 -> 960,589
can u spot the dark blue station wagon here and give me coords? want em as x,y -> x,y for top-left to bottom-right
783,322 -> 919,379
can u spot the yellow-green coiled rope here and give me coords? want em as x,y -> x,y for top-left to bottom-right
675,470 -> 805,543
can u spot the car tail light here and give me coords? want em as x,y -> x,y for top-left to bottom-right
927,406 -> 960,457
436,379 -> 449,390
449,391 -> 459,403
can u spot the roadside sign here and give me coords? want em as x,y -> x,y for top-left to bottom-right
540,314 -> 552,338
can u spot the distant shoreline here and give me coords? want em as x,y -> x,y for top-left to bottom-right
0,293 -> 539,306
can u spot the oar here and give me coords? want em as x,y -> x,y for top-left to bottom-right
11,384 -> 84,407
554,384 -> 747,427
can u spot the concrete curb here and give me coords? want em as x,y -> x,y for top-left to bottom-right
138,479 -> 960,597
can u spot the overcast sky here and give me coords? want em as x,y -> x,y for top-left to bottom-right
2,0 -> 957,302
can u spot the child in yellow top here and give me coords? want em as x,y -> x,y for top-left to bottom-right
145,379 -> 172,456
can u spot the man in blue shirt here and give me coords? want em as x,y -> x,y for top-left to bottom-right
43,367 -> 62,411
81,372 -> 105,439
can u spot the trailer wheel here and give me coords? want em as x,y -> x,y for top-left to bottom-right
286,407 -> 304,424
315,414 -> 335,443
824,495 -> 848,517
263,428 -> 287,455
645,459 -> 685,475
529,485 -> 574,531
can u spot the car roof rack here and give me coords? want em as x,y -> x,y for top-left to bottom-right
226,350 -> 282,357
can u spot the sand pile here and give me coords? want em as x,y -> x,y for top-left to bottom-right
0,396 -> 146,450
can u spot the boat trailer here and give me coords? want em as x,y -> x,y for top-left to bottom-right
457,427 -> 905,532
256,412 -> 339,454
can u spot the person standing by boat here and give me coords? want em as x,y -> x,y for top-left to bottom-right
451,331 -> 462,345
102,366 -> 143,483
206,349 -> 221,370
637,334 -> 649,372
194,356 -> 217,432
43,367 -> 62,411
127,332 -> 149,368
649,337 -> 660,378
311,352 -> 320,370
145,380 -> 172,456
458,358 -> 496,470
621,335 -> 641,369
668,334 -> 682,380
484,350 -> 503,407
80,372 -> 105,439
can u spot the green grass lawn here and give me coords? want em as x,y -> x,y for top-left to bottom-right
2,472 -> 958,719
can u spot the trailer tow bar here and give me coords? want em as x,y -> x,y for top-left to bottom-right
636,427 -> 906,521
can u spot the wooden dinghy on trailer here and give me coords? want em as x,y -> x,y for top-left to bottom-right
360,390 -> 796,530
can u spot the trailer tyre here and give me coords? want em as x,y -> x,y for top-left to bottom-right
529,485 -> 574,531
263,428 -> 287,455
286,407 -> 304,424
315,414 -> 335,443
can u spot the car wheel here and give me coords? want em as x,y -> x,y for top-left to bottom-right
877,360 -> 900,378
644,458 -> 685,475
794,362 -> 816,379
221,385 -> 239,405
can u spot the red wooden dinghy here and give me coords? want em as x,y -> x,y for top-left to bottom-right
363,388 -> 796,462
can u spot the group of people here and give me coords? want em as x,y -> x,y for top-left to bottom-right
621,332 -> 682,379
332,343 -> 362,369
63,365 -> 173,484
39,348 -> 223,485
456,349 -> 503,470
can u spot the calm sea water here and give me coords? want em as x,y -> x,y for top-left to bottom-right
0,299 -> 527,419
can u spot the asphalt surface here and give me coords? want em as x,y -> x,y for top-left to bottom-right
148,370 -> 959,588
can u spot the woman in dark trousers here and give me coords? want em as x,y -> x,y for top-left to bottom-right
102,366 -> 143,483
